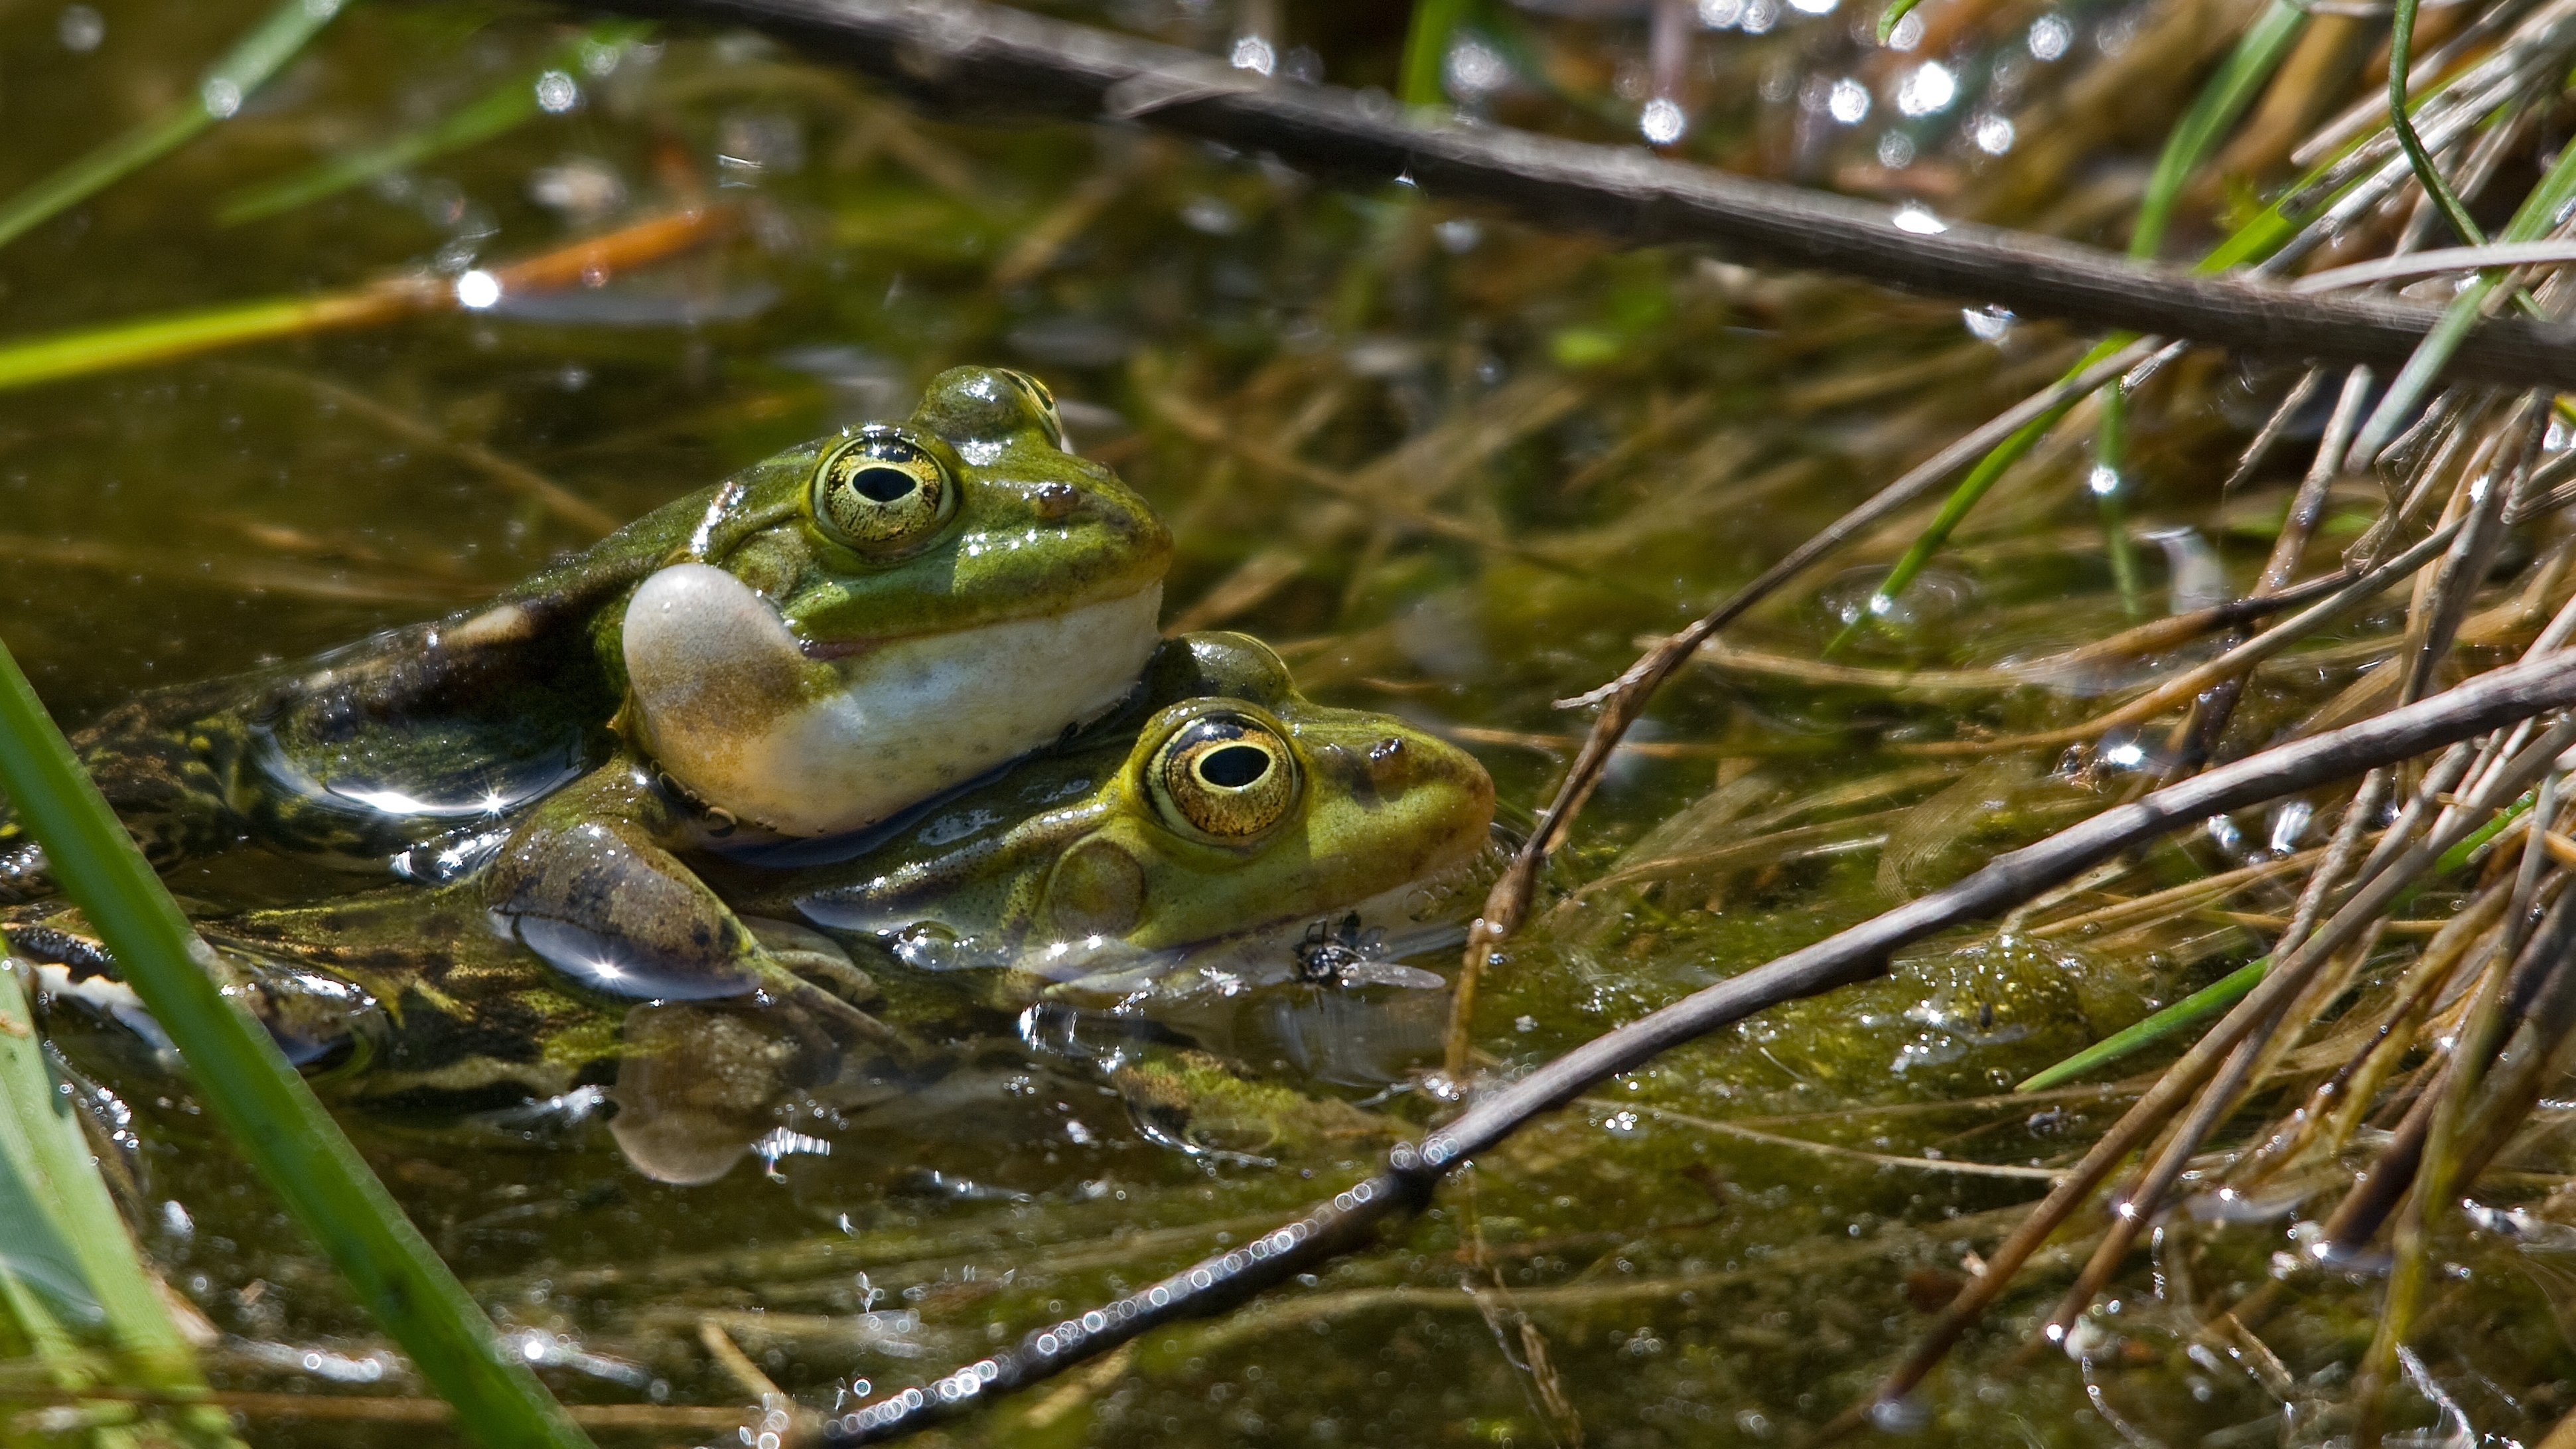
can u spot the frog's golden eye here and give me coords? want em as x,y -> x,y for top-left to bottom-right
810,429 -> 958,557
1149,712 -> 1299,842
999,368 -> 1066,450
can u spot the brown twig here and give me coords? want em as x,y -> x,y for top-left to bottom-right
589,0 -> 2576,388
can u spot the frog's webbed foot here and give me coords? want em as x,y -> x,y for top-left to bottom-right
736,915 -> 920,1061
741,915 -> 875,1004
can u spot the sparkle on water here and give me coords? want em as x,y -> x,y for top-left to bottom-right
1895,60 -> 1957,117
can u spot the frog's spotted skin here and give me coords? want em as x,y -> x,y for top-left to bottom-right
0,365 -> 1171,1008
4,635 -> 1496,1184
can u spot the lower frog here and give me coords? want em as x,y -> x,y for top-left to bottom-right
12,635 -> 1495,1184
727,631 -> 1500,1004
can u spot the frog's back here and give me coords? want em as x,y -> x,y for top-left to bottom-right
0,479 -> 727,895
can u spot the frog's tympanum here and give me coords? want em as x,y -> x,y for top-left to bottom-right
9,636 -> 1495,1185
0,367 -> 1173,1016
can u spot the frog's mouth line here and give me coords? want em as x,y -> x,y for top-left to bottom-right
622,563 -> 1164,838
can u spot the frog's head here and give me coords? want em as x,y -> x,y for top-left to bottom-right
1025,684 -> 1496,958
619,366 -> 1173,837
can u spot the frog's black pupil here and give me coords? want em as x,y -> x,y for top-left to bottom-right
852,464 -> 917,502
1199,744 -> 1270,789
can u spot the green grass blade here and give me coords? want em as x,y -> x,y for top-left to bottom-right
0,288 -> 421,394
1825,337 -> 2131,654
2383,0 -> 2487,259
2021,787 -> 2531,1094
2018,956 -> 2270,1091
219,83 -> 532,225
0,0 -> 349,252
1401,0 -> 1474,108
0,968 -> 240,1447
2131,0 -> 2306,262
2346,133 -> 2576,465
1835,5 -> 2347,655
1875,0 -> 1926,44
2096,382 -> 2145,617
218,21 -> 651,225
2435,789 -> 2534,875
0,642 -> 592,1449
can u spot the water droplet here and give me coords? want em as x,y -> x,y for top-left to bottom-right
57,5 -> 103,53
1640,97 -> 1686,145
534,70 -> 579,113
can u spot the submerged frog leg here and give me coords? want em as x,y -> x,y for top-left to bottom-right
483,762 -> 786,998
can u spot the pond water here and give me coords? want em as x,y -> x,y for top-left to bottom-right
4,1 -> 2571,1445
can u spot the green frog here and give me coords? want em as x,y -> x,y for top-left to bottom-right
726,631 -> 1500,1004
0,366 -> 1173,1014
11,635 -> 1496,1183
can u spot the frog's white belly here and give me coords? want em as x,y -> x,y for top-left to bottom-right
624,563 -> 1161,836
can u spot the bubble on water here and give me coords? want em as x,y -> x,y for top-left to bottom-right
454,271 -> 501,309
1972,112 -> 2016,154
1868,1395 -> 1928,1431
1229,34 -> 1275,75
1878,131 -> 1916,169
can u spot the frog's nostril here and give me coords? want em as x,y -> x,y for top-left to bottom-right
1367,736 -> 1413,786
1032,481 -> 1080,521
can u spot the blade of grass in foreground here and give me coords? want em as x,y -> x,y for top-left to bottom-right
0,0 -> 348,252
0,642 -> 592,1449
0,966 -> 242,1448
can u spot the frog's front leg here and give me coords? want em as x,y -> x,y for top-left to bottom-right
482,763 -> 904,1052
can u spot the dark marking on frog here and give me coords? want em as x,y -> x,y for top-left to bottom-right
3,925 -> 117,982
